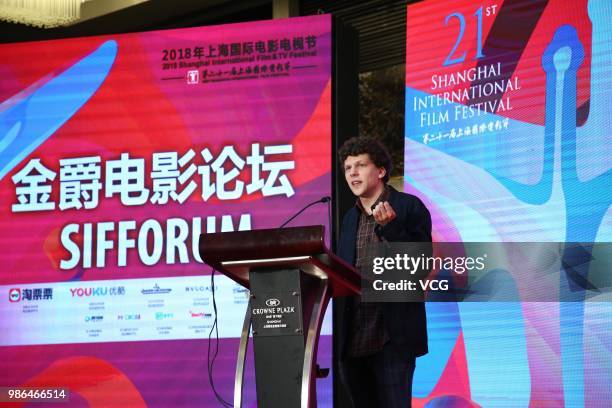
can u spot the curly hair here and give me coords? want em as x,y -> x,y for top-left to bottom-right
338,136 -> 393,183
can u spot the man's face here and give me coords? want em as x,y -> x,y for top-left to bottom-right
343,154 -> 385,199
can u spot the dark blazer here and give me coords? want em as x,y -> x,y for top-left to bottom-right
336,186 -> 432,358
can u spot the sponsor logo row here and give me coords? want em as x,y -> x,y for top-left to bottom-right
6,284 -> 249,302
83,310 -> 212,323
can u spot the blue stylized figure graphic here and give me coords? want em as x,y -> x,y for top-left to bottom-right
0,40 -> 118,181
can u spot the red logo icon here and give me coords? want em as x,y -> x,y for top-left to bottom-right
9,288 -> 21,302
187,70 -> 199,84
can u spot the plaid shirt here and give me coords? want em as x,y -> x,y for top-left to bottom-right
347,187 -> 391,357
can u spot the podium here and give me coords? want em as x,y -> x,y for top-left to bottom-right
199,225 -> 360,408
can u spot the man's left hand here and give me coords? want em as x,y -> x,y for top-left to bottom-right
372,201 -> 396,226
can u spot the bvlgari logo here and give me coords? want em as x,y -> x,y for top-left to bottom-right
265,298 -> 280,307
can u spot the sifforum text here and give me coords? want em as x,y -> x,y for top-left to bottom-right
60,214 -> 251,269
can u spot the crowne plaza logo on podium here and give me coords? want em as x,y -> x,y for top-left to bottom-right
265,298 -> 280,307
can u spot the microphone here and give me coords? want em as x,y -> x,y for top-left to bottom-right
279,196 -> 331,228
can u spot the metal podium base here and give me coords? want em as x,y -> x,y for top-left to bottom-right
233,267 -> 330,408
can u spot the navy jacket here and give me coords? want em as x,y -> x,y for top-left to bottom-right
336,186 -> 432,358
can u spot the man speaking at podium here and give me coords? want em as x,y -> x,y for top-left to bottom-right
336,136 -> 432,408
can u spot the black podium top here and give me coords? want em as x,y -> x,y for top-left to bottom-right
199,225 -> 360,297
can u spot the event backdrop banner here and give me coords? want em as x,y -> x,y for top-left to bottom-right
405,0 -> 610,407
0,15 -> 334,406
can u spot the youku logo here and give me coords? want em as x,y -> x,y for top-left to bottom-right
142,284 -> 172,295
70,286 -> 125,297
